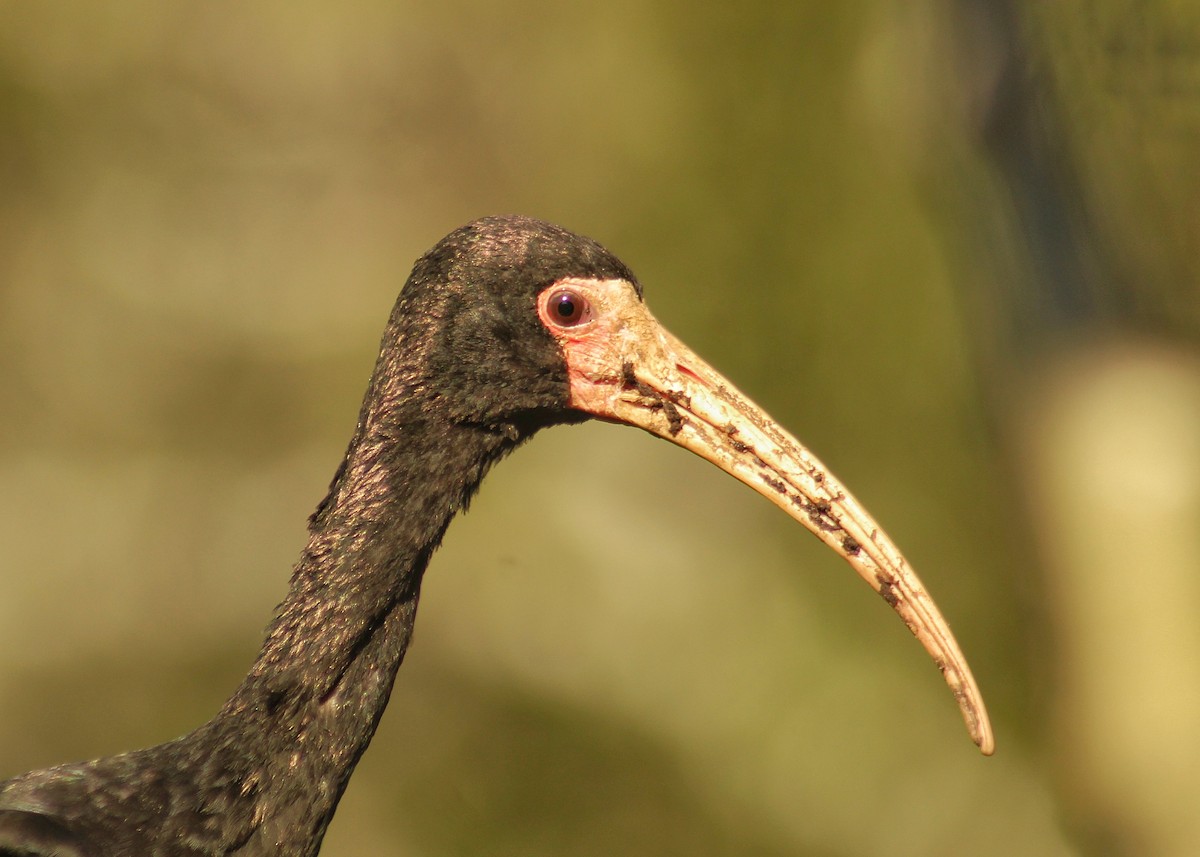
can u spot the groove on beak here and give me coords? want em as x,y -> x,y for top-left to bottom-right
541,278 -> 995,755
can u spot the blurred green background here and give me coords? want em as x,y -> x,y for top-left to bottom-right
1,2 -> 1198,856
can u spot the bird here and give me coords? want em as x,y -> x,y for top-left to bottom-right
0,216 -> 994,856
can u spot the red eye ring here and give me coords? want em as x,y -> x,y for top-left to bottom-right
545,288 -> 591,327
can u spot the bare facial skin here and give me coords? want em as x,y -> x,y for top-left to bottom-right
539,277 -> 994,755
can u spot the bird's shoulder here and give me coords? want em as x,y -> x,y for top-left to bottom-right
0,808 -> 91,857
0,734 -> 262,857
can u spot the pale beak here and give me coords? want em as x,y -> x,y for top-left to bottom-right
545,278 -> 995,755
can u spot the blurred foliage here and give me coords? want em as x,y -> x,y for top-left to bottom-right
0,2 -> 1196,856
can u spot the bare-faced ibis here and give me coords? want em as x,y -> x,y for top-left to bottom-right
0,216 -> 993,856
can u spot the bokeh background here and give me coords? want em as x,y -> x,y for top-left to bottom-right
2,2 -> 1198,855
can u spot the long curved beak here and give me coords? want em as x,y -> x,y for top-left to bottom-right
545,278 -> 995,755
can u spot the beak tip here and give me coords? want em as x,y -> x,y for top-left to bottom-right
963,699 -> 996,755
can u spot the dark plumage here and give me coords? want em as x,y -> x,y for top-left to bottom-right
0,215 -> 992,856
0,217 -> 632,856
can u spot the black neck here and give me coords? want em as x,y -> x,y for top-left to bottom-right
210,404 -> 523,852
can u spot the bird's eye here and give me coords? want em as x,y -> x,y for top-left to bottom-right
546,289 -> 591,327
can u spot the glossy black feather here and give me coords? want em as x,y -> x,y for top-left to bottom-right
0,216 -> 639,856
